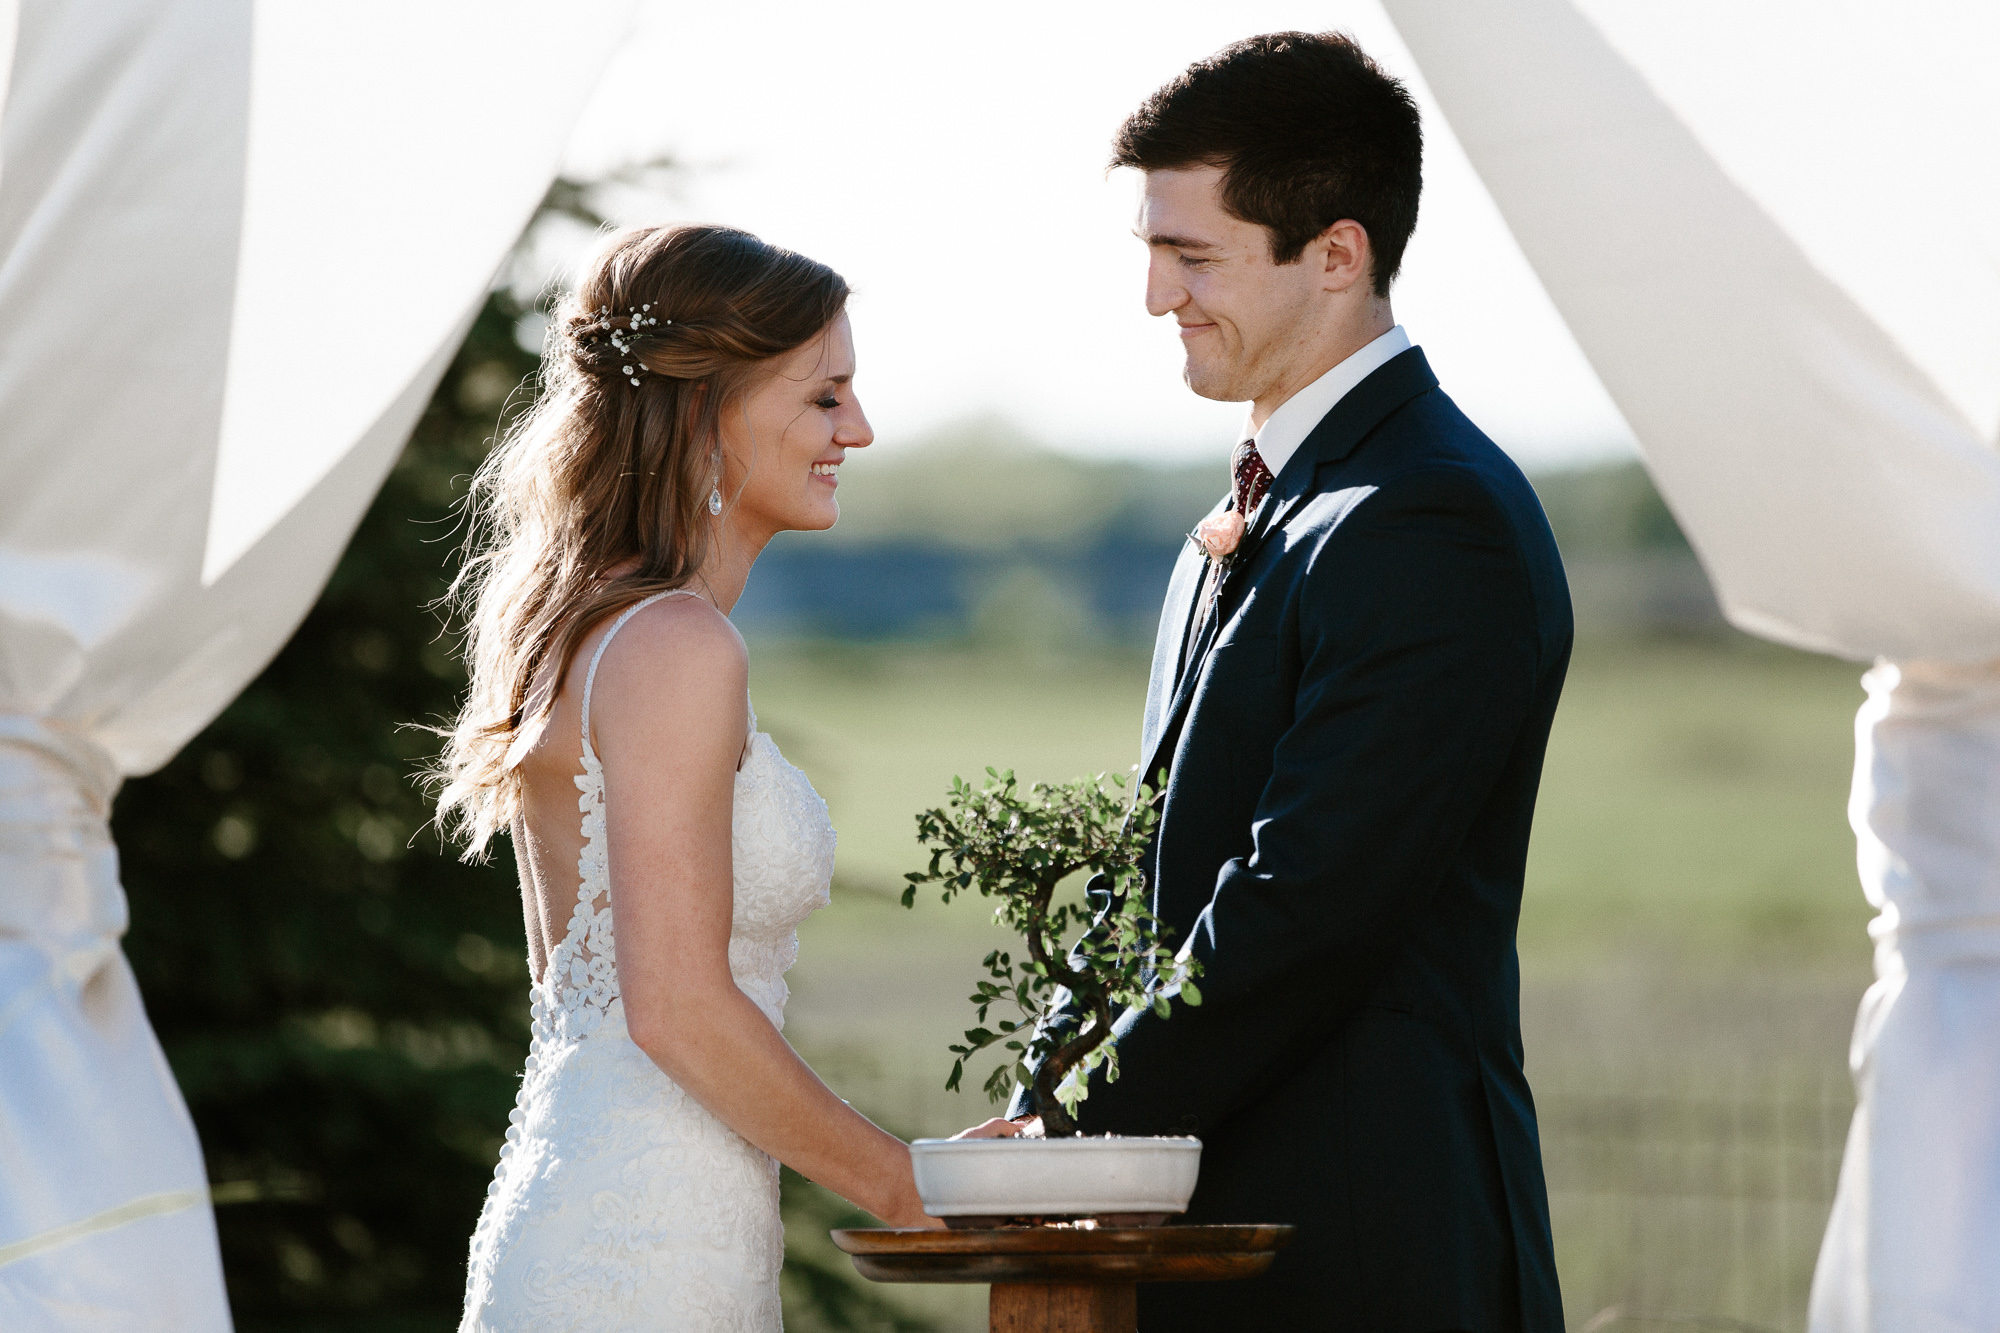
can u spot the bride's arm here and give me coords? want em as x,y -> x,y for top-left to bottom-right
588,597 -> 933,1228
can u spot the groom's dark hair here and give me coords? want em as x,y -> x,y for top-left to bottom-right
1114,32 -> 1422,297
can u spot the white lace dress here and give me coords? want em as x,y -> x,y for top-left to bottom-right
461,594 -> 834,1332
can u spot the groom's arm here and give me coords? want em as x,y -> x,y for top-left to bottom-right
1070,466 -> 1551,1137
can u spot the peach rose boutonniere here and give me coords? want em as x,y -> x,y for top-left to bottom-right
1193,509 -> 1246,568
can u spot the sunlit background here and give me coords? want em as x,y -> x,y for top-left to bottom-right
547,0 -> 1636,468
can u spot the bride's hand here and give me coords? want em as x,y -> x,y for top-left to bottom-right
950,1116 -> 1040,1140
880,1176 -> 947,1230
870,1169 -> 945,1229
872,1118 -> 1040,1228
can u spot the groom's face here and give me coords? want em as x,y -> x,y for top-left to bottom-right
1137,165 -> 1324,405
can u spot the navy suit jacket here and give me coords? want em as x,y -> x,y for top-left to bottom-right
1022,348 -> 1570,1332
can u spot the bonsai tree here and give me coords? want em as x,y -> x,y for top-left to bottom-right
903,769 -> 1202,1137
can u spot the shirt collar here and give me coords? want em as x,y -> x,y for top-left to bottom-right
1240,324 -> 1412,481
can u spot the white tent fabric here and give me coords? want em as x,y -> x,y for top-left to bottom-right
1383,1 -> 2000,1327
1822,660 -> 2000,1333
0,0 -> 627,1325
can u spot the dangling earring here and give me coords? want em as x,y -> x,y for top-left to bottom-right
708,482 -> 723,516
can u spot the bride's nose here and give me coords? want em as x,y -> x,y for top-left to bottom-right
835,399 -> 874,449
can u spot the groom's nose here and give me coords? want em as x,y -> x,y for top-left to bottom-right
1145,253 -> 1188,318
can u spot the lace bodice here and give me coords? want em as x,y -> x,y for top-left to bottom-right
541,682 -> 834,1043
462,592 -> 835,1332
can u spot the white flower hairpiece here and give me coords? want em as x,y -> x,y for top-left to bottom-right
596,304 -> 671,386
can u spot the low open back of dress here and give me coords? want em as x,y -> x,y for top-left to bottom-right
461,589 -> 836,1332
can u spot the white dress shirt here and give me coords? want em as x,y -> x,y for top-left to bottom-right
1239,324 -> 1412,511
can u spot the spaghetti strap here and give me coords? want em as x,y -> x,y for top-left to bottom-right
580,591 -> 702,760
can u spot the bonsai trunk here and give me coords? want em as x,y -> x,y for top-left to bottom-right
1020,870 -> 1112,1137
1030,993 -> 1114,1136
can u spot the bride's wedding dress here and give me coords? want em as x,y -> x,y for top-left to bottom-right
461,592 -> 834,1331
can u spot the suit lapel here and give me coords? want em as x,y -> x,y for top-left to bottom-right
1138,347 -> 1441,791
1141,494 -> 1228,777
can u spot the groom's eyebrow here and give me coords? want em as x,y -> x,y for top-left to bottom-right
1136,228 -> 1217,251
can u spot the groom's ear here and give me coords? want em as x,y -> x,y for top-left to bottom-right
1314,219 -> 1375,294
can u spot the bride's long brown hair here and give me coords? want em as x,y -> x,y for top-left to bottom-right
436,224 -> 849,857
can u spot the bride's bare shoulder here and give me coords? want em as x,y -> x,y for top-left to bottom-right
627,590 -> 741,653
586,593 -> 747,736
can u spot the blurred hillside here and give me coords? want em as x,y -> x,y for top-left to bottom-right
735,419 -> 1717,643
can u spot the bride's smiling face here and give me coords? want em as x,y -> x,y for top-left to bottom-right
718,312 -> 871,537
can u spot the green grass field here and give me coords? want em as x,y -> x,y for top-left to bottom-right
749,633 -> 1874,1332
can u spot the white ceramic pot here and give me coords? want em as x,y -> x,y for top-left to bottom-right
909,1136 -> 1202,1225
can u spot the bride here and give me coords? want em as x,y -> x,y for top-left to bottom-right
435,224 -> 995,1330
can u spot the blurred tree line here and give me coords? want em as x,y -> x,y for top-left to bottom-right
737,431 -> 1712,644
112,180 -> 927,1332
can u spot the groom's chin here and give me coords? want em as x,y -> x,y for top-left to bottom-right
1182,365 -> 1244,404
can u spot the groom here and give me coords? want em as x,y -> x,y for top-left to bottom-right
1014,32 -> 1571,1332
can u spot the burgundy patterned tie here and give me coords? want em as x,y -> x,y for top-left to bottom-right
1185,442 -> 1274,677
1233,440 -> 1275,518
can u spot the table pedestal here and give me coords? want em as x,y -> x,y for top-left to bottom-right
990,1281 -> 1138,1333
831,1224 -> 1294,1333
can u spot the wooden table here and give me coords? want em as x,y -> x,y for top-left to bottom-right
831,1224 -> 1294,1333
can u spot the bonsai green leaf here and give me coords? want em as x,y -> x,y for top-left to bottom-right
906,767 -> 1193,1135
